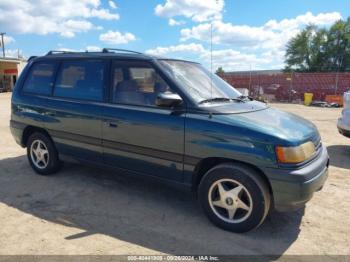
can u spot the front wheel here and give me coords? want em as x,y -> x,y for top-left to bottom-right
198,163 -> 270,233
26,132 -> 61,175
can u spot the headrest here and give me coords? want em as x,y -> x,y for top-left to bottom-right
117,80 -> 139,92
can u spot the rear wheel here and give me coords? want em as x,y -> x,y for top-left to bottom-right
198,163 -> 270,233
26,132 -> 61,175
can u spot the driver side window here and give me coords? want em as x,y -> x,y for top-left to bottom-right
112,63 -> 174,106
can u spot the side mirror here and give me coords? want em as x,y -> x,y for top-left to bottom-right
156,92 -> 183,107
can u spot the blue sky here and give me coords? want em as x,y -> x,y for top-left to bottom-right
1,0 -> 349,71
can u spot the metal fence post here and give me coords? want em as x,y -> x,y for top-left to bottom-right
335,71 -> 339,95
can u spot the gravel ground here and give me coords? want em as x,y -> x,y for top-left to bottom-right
0,92 -> 349,256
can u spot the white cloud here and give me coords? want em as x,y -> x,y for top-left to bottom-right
86,45 -> 102,51
60,20 -> 95,38
108,1 -> 117,9
5,49 -> 24,58
56,47 -> 80,52
168,18 -> 185,26
181,12 -> 342,49
90,8 -> 119,20
177,12 -> 342,70
263,11 -> 342,31
146,43 -> 205,56
152,7 -> 342,70
155,0 -> 224,22
205,50 -> 265,71
146,43 -> 273,71
181,21 -> 276,45
57,46 -> 102,52
0,0 -> 119,38
3,35 -> 15,45
99,31 -> 136,44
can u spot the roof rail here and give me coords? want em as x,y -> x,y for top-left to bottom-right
102,48 -> 143,55
45,49 -> 144,56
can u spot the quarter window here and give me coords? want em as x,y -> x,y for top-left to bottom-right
22,62 -> 56,95
54,60 -> 105,101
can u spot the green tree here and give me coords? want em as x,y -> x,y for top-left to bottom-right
216,66 -> 225,75
285,25 -> 315,71
284,18 -> 350,72
325,19 -> 350,71
309,28 -> 329,71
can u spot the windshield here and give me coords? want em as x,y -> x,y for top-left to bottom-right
159,60 -> 242,104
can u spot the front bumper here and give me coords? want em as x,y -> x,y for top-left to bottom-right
263,145 -> 329,212
338,126 -> 350,138
337,118 -> 350,138
337,109 -> 350,138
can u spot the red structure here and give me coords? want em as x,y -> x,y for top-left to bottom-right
220,71 -> 350,101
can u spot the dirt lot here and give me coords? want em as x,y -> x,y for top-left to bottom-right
0,92 -> 349,256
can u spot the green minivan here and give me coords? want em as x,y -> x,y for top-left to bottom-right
10,49 -> 329,232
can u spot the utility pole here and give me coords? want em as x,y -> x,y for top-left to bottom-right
0,33 -> 5,57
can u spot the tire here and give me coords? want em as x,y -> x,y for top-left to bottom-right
198,163 -> 270,233
26,132 -> 61,175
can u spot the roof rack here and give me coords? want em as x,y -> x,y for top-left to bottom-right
45,48 -> 144,56
102,48 -> 143,55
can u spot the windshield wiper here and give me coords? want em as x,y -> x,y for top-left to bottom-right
231,95 -> 253,102
198,97 -> 232,104
198,96 -> 253,105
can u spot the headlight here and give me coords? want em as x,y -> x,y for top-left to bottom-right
276,141 -> 316,164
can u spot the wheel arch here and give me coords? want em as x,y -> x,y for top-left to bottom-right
21,125 -> 52,147
191,157 -> 273,196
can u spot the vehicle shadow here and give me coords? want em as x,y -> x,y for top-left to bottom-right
0,155 -> 304,256
327,145 -> 350,170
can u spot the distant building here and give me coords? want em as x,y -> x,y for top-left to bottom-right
0,57 -> 27,92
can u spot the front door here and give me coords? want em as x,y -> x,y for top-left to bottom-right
102,61 -> 185,182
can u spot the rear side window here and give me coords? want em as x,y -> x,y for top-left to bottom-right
22,62 -> 56,95
54,60 -> 105,101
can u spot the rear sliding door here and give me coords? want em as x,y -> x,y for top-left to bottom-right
44,59 -> 108,162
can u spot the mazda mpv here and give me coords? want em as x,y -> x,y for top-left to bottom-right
10,49 -> 329,232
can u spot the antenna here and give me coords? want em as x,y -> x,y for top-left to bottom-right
210,20 -> 213,99
210,0 -> 219,100
249,64 -> 252,95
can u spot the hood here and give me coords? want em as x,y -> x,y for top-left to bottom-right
215,106 -> 320,146
200,100 -> 268,114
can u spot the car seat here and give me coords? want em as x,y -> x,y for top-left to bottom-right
114,80 -> 145,105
